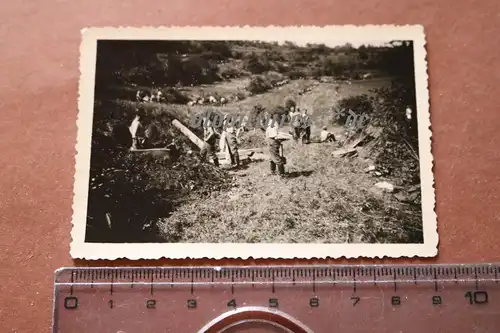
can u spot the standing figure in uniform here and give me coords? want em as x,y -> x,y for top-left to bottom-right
264,112 -> 286,177
286,99 -> 301,143
222,114 -> 240,168
129,110 -> 146,150
301,108 -> 311,144
200,113 -> 220,167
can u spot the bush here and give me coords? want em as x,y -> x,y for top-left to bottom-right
220,66 -> 243,79
247,75 -> 273,94
286,69 -> 306,80
265,71 -> 284,85
244,53 -> 273,74
160,87 -> 190,104
334,95 -> 373,126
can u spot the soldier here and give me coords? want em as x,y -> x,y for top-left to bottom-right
264,111 -> 287,177
286,99 -> 301,142
222,114 -> 240,168
320,126 -> 336,142
300,108 -> 312,144
129,110 -> 146,150
200,113 -> 220,167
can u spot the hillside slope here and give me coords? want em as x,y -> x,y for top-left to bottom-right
156,78 -> 421,244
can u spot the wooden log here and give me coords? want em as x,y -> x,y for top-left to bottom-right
218,152 -> 269,165
130,148 -> 171,157
172,119 -> 205,149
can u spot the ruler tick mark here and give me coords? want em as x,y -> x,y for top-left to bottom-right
231,276 -> 234,295
434,270 -> 438,292
190,274 -> 194,295
110,275 -> 114,295
70,271 -> 75,295
393,271 -> 397,292
474,267 -> 479,290
272,271 -> 275,294
151,275 -> 154,296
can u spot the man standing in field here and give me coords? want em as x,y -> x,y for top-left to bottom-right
264,111 -> 286,177
200,113 -> 220,167
286,99 -> 301,142
301,108 -> 312,144
129,110 -> 146,150
222,114 -> 240,168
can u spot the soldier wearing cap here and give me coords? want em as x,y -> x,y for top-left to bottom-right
200,112 -> 220,167
264,110 -> 287,177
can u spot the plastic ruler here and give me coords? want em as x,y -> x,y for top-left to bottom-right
52,263 -> 500,332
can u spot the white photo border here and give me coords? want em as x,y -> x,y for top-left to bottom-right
71,25 -> 437,260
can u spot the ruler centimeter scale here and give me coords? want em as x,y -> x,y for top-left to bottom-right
53,264 -> 500,332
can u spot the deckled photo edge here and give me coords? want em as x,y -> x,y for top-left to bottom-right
70,25 -> 436,260
70,29 -> 98,256
411,27 -> 438,253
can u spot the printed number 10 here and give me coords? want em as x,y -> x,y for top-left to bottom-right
465,291 -> 488,304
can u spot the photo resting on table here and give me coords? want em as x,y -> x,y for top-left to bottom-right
70,25 -> 436,259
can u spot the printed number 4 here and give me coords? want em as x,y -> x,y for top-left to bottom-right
227,299 -> 236,308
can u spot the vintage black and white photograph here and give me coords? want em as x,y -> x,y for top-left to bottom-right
71,26 -> 436,259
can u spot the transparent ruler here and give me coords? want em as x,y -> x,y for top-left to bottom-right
52,263 -> 500,332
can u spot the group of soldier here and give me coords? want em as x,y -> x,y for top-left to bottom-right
199,99 -> 327,177
127,97 -> 337,178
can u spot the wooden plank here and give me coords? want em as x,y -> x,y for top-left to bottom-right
130,148 -> 171,152
172,119 -> 205,149
216,148 -> 264,159
217,152 -> 269,165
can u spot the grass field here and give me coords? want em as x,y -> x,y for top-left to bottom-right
148,77 -> 422,244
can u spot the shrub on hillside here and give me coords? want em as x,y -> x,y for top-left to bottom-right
244,53 -> 273,74
334,95 -> 373,126
265,71 -> 285,85
220,66 -> 243,79
160,87 -> 190,104
247,75 -> 273,94
286,69 -> 306,80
